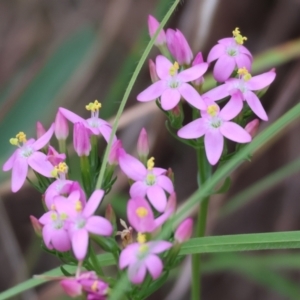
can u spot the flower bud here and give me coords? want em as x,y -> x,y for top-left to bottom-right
149,59 -> 159,83
192,52 -> 205,86
137,128 -> 149,163
47,145 -> 66,166
36,121 -> 46,139
166,29 -> 193,65
108,140 -> 123,166
55,110 -> 69,140
105,204 -> 116,225
148,15 -> 166,46
175,218 -> 193,243
245,119 -> 259,138
30,215 -> 43,237
73,123 -> 91,157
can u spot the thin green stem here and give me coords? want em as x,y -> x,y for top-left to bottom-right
89,245 -> 104,277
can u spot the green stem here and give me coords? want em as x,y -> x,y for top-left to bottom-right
80,155 -> 92,196
191,141 -> 212,300
89,245 -> 104,277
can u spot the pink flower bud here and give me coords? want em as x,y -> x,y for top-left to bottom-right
137,128 -> 149,160
55,110 -> 69,140
175,218 -> 193,243
30,215 -> 43,237
245,119 -> 259,138
148,15 -> 166,46
36,121 -> 46,139
73,123 -> 91,157
105,204 -> 116,224
108,140 -> 122,165
166,29 -> 193,65
60,279 -> 82,297
192,52 -> 205,86
47,145 -> 66,166
149,59 -> 159,83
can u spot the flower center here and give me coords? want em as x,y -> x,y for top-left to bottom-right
232,27 -> 247,45
20,145 -> 34,158
210,117 -> 223,128
136,207 -> 148,218
51,162 -> 68,179
76,217 -> 86,229
238,67 -> 252,81
169,61 -> 179,76
138,243 -> 149,258
10,131 -> 27,147
226,46 -> 238,57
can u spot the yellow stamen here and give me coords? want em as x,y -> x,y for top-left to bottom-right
57,162 -> 68,173
169,61 -> 179,76
139,243 -> 149,253
60,213 -> 68,220
207,104 -> 219,117
51,213 -> 57,221
147,157 -> 155,170
51,167 -> 59,178
75,200 -> 82,212
85,100 -> 102,112
237,67 -> 252,81
232,27 -> 247,45
91,281 -> 98,292
136,207 -> 148,218
16,132 -> 27,143
9,138 -> 19,146
137,232 -> 147,244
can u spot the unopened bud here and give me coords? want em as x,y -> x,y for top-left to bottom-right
73,123 -> 91,157
192,52 -> 205,87
30,215 -> 43,237
148,15 -> 166,46
36,122 -> 46,139
105,204 -> 116,225
245,119 -> 259,138
137,128 -> 149,163
55,110 -> 69,140
149,59 -> 159,83
166,168 -> 174,183
175,218 -> 193,243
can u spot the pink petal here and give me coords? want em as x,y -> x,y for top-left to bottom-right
72,229 -> 89,260
177,118 -> 206,139
130,181 -> 148,198
204,131 -> 224,165
119,244 -> 139,269
178,83 -> 206,110
85,216 -> 113,236
156,176 -> 174,194
28,152 -> 54,177
218,37 -> 235,46
137,81 -> 167,102
235,53 -> 252,71
99,124 -> 116,143
155,55 -> 173,80
52,229 -> 71,252
147,185 -> 167,212
39,211 -> 54,225
118,150 -> 146,181
219,94 -> 243,121
244,91 -> 268,121
42,225 -> 53,249
247,71 -> 276,91
3,150 -> 18,171
220,122 -> 251,143
59,107 -> 86,124
207,44 -> 225,63
32,123 -> 54,150
213,55 -> 236,82
128,263 -> 147,284
202,84 -> 229,101
60,279 -> 82,297
83,190 -> 104,218
148,241 -> 172,254
145,255 -> 163,280
11,157 -> 28,192
152,167 -> 166,176
177,63 -> 208,82
160,88 -> 181,110
239,45 -> 253,57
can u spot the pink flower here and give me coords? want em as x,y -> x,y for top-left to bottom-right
166,29 -> 193,65
55,110 -> 69,140
203,68 -> 276,121
137,128 -> 149,162
59,100 -> 115,143
127,193 -> 176,233
3,124 -> 54,192
119,240 -> 172,284
207,28 -> 253,82
148,15 -> 166,46
175,218 -> 193,243
137,55 -> 208,111
56,190 -> 113,260
178,101 -> 251,165
73,122 -> 91,157
118,150 -> 174,212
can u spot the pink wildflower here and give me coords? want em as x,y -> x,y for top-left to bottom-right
118,149 -> 174,212
207,27 -> 253,82
55,110 -> 69,140
166,29 -> 193,65
137,128 -> 149,162
148,15 -> 166,46
203,68 -> 276,121
73,122 -> 91,157
175,218 -> 193,243
3,124 -> 54,192
137,55 -> 208,111
119,240 -> 172,284
178,101 -> 251,165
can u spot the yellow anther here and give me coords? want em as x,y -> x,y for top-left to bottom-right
136,207 -> 148,218
75,200 -> 82,212
9,138 -> 19,146
147,157 -> 155,170
232,27 -> 247,45
169,61 -> 179,76
139,243 -> 149,253
207,104 -> 219,117
237,67 -> 252,81
91,281 -> 98,292
85,100 -> 102,112
137,232 -> 147,244
51,167 -> 59,178
57,162 -> 68,173
51,213 -> 57,221
51,204 -> 56,211
60,213 -> 68,220
16,132 -> 27,143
